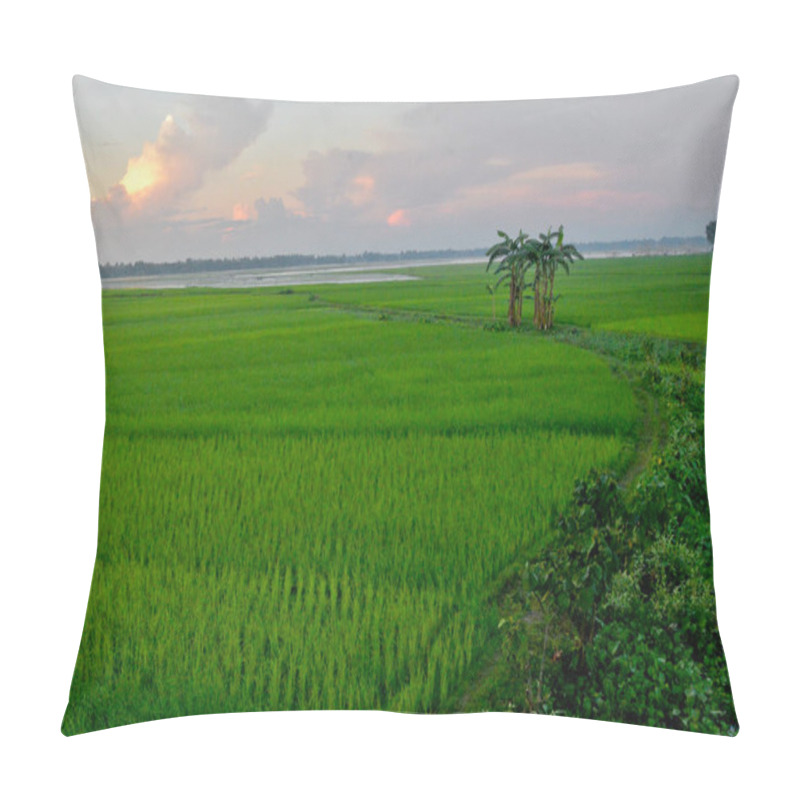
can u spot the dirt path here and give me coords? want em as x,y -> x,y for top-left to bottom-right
315,295 -> 667,712
455,391 -> 662,713
453,360 -> 665,713
619,389 -> 663,492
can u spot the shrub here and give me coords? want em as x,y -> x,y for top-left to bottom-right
498,339 -> 737,734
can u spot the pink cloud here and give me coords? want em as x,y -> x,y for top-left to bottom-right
232,202 -> 256,221
387,208 -> 410,227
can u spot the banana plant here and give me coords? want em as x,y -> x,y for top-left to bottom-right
533,225 -> 583,330
486,230 -> 535,327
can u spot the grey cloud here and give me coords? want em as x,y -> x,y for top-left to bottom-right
175,95 -> 274,176
81,86 -> 273,263
79,76 -> 737,263
124,94 -> 273,210
255,196 -> 292,224
290,77 -> 738,245
293,149 -> 373,219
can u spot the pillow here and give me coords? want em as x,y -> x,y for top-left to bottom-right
64,75 -> 739,735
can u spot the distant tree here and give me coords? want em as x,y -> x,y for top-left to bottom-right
706,220 -> 716,246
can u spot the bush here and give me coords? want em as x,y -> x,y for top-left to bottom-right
498,339 -> 737,734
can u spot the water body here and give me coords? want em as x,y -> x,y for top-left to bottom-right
99,250 -> 708,290
98,260 -> 463,290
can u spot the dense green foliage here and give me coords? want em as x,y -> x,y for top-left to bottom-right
63,288 -> 636,733
488,337 -> 737,734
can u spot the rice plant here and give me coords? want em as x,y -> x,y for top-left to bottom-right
63,286 -> 638,733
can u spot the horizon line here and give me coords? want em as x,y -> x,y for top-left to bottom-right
99,235 -> 711,269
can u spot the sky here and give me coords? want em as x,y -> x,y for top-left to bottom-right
73,76 -> 738,265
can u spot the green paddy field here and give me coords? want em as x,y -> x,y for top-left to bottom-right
63,253 -> 711,733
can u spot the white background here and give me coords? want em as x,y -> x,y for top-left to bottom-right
2,1 -> 797,797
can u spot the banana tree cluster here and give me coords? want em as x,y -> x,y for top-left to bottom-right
485,230 -> 532,326
486,226 -> 583,329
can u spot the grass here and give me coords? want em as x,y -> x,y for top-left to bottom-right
312,253 -> 712,342
63,254 -> 709,733
63,286 -> 639,733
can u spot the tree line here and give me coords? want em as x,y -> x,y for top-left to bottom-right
99,248 -> 487,279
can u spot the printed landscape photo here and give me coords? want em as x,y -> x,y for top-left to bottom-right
63,75 -> 738,735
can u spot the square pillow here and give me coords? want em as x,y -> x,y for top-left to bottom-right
64,75 -> 738,735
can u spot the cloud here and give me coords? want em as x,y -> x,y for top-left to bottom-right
386,209 -> 410,227
232,202 -> 257,221
285,80 -> 736,249
84,77 -> 737,262
88,94 -> 273,262
255,196 -> 292,224
292,149 -> 374,221
95,95 -> 273,217
285,101 -> 631,239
